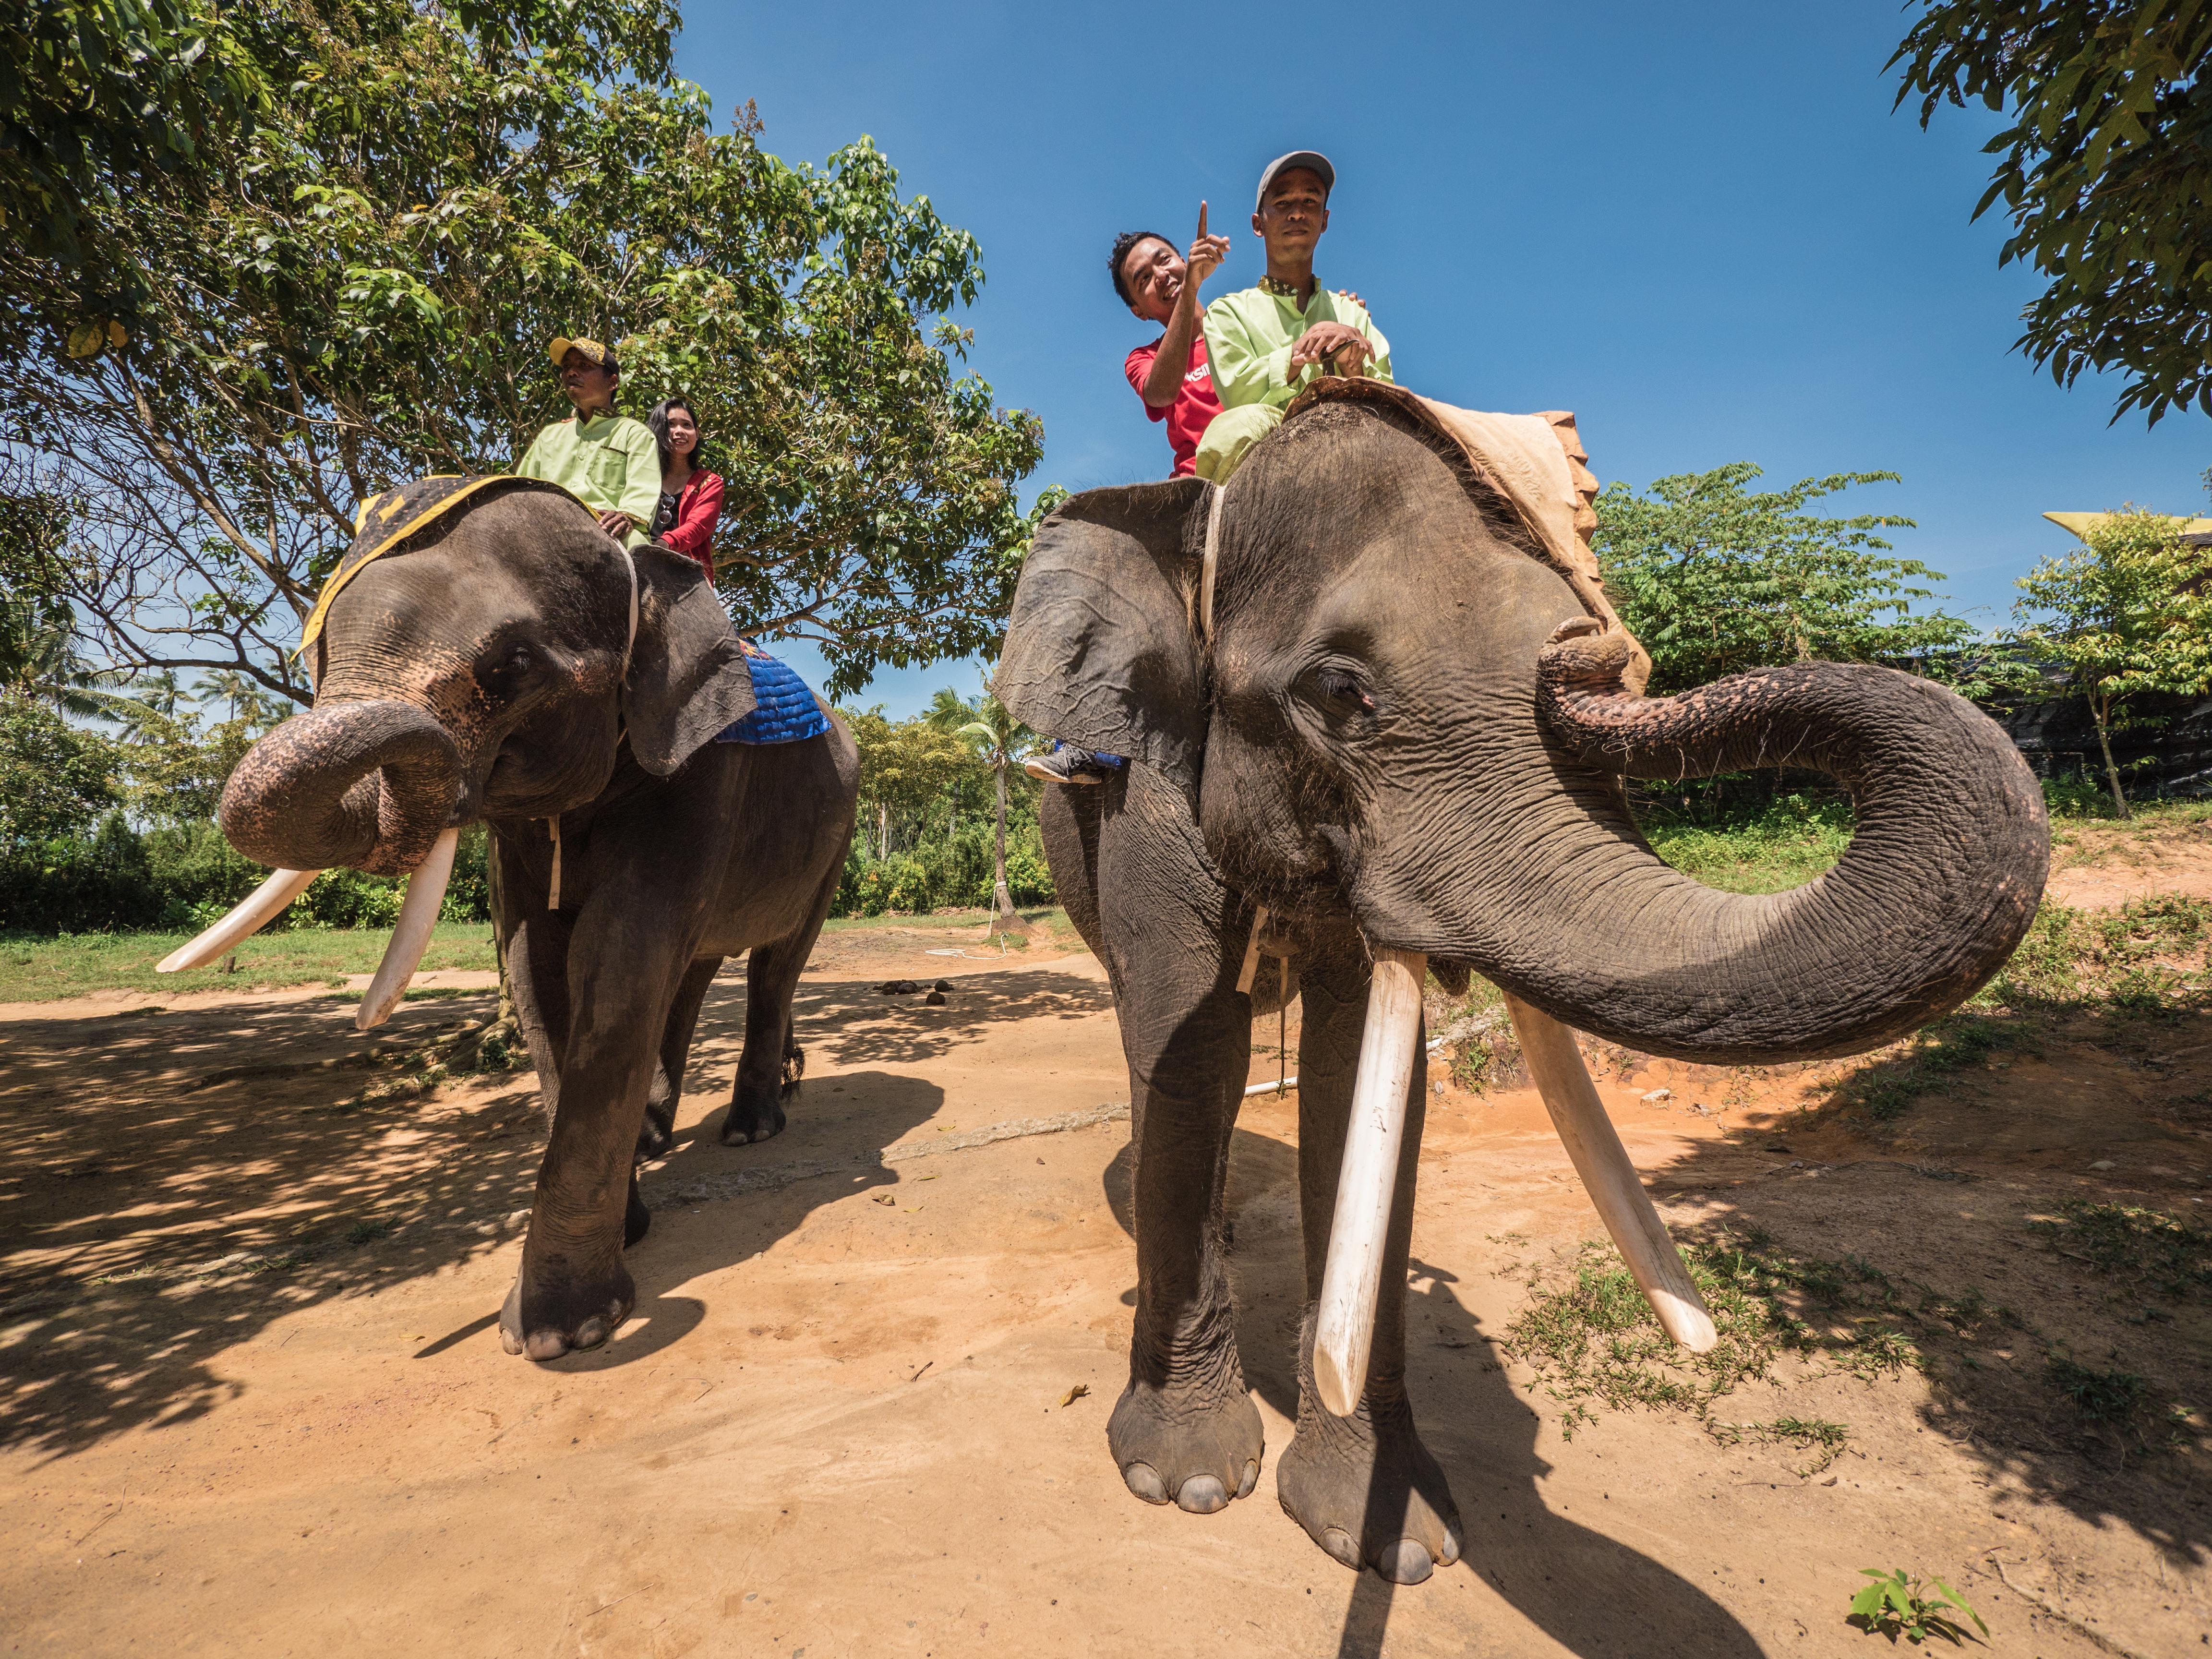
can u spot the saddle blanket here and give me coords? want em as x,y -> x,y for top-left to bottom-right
717,640 -> 832,745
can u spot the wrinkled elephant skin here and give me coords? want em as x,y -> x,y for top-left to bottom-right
996,390 -> 2046,1581
220,490 -> 858,1361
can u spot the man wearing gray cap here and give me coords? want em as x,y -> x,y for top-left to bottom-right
1194,150 -> 1392,483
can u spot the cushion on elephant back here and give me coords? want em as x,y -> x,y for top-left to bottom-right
715,640 -> 833,745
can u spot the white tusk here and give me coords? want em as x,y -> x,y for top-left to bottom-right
354,828 -> 460,1032
1503,993 -> 1717,1352
1313,947 -> 1428,1417
156,867 -> 323,973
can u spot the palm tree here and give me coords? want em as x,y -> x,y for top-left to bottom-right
931,682 -> 1036,931
0,590 -> 122,719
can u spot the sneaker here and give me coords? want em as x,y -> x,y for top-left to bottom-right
1024,744 -> 1105,786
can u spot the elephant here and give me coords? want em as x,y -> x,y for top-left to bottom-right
180,480 -> 859,1361
995,378 -> 2046,1583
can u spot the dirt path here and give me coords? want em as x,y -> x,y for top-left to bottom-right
2,907 -> 2206,1656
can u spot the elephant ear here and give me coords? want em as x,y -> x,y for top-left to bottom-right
995,478 -> 1210,795
622,545 -> 757,776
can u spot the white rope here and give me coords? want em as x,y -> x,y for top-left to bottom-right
616,541 -> 639,681
1236,902 -> 1270,995
1200,482 -> 1225,643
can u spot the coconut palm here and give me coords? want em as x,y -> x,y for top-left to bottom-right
0,590 -> 126,718
930,682 -> 1037,930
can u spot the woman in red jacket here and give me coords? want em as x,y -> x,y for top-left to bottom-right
646,396 -> 725,579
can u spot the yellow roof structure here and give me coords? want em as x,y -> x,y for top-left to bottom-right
2044,511 -> 2212,543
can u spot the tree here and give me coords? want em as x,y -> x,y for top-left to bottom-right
1593,464 -> 1986,694
2009,508 -> 2212,815
1,0 -> 1042,704
838,703 -> 977,862
931,683 -> 1037,932
1892,1 -> 2212,424
0,0 -> 263,282
0,692 -> 119,843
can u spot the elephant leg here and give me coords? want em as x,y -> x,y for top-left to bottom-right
638,956 -> 722,1160
502,894 -> 692,1362
724,864 -> 837,1146
495,833 -> 573,1127
625,955 -> 723,1247
1098,768 -> 1264,1515
1276,945 -> 1462,1584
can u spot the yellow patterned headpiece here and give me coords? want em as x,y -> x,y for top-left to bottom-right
298,475 -> 591,655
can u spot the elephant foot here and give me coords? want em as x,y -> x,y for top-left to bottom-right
498,1254 -> 635,1362
721,1088 -> 787,1146
634,1105 -> 674,1161
636,1062 -> 677,1159
1106,1359 -> 1264,1516
624,1173 -> 651,1248
1277,1394 -> 1462,1584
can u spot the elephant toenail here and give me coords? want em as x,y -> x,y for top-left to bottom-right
1320,1527 -> 1362,1569
1439,1528 -> 1463,1567
499,1327 -> 523,1356
1176,1475 -> 1228,1514
1236,1459 -> 1259,1500
1122,1462 -> 1168,1504
1375,1540 -> 1434,1585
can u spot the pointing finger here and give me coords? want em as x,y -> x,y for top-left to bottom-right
1197,201 -> 1209,241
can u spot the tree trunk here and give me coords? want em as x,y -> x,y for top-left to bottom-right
878,798 -> 890,860
989,757 -> 1027,932
2091,692 -> 2131,819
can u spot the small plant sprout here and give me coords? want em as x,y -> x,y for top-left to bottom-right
1847,1568 -> 1988,1646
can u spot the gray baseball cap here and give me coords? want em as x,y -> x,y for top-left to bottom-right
1255,150 -> 1335,211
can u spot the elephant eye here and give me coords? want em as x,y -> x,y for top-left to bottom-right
479,642 -> 535,690
1313,666 -> 1373,712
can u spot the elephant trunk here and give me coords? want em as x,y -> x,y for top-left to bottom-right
1468,625 -> 2048,1064
219,699 -> 461,878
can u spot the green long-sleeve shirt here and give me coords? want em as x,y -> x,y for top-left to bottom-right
1202,280 -> 1393,410
513,411 -> 661,549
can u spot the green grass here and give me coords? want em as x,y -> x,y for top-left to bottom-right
2030,1200 -> 2212,1301
0,920 -> 497,1003
1500,1229 -> 2022,1452
1636,793 -> 1855,895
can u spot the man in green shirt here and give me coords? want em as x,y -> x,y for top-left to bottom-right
1196,151 -> 1392,484
514,335 -> 661,548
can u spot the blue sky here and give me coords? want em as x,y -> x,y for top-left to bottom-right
683,1 -> 2209,717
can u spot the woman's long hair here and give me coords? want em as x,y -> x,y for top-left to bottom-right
646,396 -> 714,477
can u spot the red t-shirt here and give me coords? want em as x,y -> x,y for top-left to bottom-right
1124,335 -> 1223,478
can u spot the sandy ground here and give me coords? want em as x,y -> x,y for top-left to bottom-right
2,884 -> 2207,1658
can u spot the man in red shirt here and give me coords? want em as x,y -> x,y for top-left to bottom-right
1114,207 -> 1232,477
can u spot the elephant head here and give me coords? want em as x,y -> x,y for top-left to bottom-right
167,485 -> 759,1021
999,383 -> 2046,1065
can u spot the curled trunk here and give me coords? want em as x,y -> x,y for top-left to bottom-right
220,699 -> 460,878
1456,625 -> 2047,1064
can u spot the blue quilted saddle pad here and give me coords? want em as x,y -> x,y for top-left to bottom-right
716,640 -> 833,745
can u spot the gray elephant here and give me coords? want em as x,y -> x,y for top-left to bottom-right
180,479 -> 859,1361
996,379 -> 2046,1582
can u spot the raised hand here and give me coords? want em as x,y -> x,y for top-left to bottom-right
1186,202 -> 1230,290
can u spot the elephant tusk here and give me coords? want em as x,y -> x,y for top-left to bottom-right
156,867 -> 323,973
1504,993 -> 1717,1352
1313,947 -> 1428,1417
355,827 -> 460,1031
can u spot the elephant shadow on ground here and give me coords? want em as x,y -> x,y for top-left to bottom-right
0,982 -> 940,1461
1103,1130 -> 1767,1659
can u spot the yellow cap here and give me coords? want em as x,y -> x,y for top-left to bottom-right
550,335 -> 615,369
